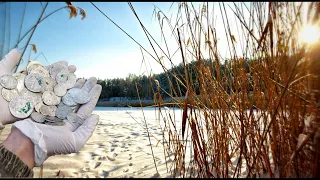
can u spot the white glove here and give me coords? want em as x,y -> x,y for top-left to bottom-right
0,48 -> 22,127
12,76 -> 102,166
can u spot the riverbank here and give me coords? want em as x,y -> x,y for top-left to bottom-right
97,97 -> 185,107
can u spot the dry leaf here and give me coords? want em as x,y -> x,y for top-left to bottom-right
79,8 -> 86,20
187,38 -> 191,46
67,5 -> 78,19
31,44 -> 37,53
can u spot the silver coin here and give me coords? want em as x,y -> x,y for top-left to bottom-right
9,97 -> 34,118
12,73 -> 26,93
0,75 -> 18,90
56,102 -> 75,120
1,88 -> 19,102
65,73 -> 77,89
29,66 -> 50,77
54,84 -> 68,97
27,61 -> 43,72
39,105 -> 57,117
56,70 -> 69,84
62,89 -> 77,106
42,91 -> 61,106
31,112 -> 45,123
44,121 -> 65,126
20,88 -> 42,106
43,77 -> 57,92
73,89 -> 90,104
25,73 -> 45,92
48,62 -> 68,80
44,116 -> 63,122
35,102 -> 44,113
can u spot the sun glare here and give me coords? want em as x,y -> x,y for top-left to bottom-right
299,25 -> 320,45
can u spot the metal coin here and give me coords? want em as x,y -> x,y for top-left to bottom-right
44,116 -> 63,122
56,102 -> 75,120
25,73 -> 45,92
27,61 -> 43,72
73,89 -> 90,104
1,88 -> 19,102
20,88 -> 42,106
42,91 -> 61,106
12,73 -> 26,93
62,89 -> 77,106
56,70 -> 69,84
9,97 -> 34,119
44,121 -> 65,126
29,66 -> 50,77
54,84 -> 68,97
35,102 -> 44,113
39,105 -> 57,117
65,73 -> 77,89
31,112 -> 45,123
48,62 -> 68,80
43,77 -> 57,92
0,75 -> 18,90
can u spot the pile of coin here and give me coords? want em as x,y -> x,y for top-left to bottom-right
0,61 -> 91,126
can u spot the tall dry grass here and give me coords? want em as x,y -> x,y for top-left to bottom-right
123,2 -> 320,178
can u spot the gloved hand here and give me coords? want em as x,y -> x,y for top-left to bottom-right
12,77 -> 102,167
0,48 -> 77,127
0,48 -> 21,127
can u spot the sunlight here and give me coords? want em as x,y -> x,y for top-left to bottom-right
299,25 -> 320,45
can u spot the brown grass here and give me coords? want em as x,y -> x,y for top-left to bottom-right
124,2 -> 320,178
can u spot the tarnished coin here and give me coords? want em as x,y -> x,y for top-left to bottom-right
44,121 -> 65,126
56,70 -> 69,84
62,89 -> 77,106
73,89 -> 90,104
0,75 -> 18,90
44,116 -> 63,122
56,102 -> 75,120
54,84 -> 68,97
27,61 -> 43,72
35,102 -> 44,112
43,77 -> 57,92
48,62 -> 68,80
1,88 -> 19,102
31,112 -> 45,123
20,88 -> 42,106
29,66 -> 50,77
42,91 -> 61,106
67,112 -> 85,124
12,73 -> 26,93
9,97 -> 34,118
25,73 -> 45,92
65,73 -> 77,89
39,105 -> 57,117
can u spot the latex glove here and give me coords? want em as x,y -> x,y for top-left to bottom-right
0,48 -> 21,127
12,77 -> 102,167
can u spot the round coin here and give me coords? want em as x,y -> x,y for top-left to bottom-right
29,66 -> 50,77
73,89 -> 90,104
25,73 -> 45,92
1,88 -> 19,102
39,105 -> 57,117
56,70 -> 69,84
0,75 -> 18,90
56,102 -> 75,119
9,97 -> 34,118
35,102 -> 44,113
62,89 -> 77,106
43,77 -> 57,92
54,84 -> 68,97
42,91 -> 61,106
31,112 -> 45,123
48,62 -> 68,80
44,121 -> 65,126
45,116 -> 64,122
65,73 -> 77,89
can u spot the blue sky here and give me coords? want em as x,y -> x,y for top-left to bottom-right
0,2 -> 310,80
